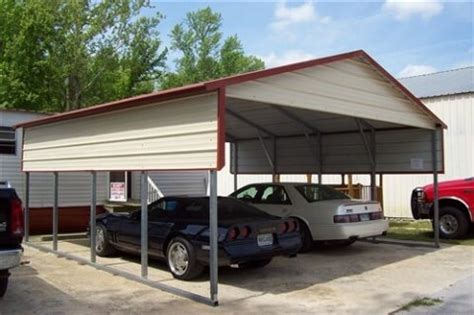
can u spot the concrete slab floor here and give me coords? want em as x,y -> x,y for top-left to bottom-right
1,240 -> 473,314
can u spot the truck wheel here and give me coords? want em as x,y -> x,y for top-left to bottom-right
0,270 -> 9,298
436,206 -> 470,239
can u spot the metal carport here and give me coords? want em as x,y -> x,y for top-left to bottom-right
16,50 -> 446,306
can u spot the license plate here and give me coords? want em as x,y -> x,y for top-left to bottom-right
360,213 -> 370,221
257,233 -> 274,247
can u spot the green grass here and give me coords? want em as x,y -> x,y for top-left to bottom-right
386,219 -> 474,246
391,297 -> 443,313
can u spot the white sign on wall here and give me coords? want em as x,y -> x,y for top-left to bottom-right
110,182 -> 126,202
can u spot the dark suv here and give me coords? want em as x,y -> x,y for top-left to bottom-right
0,181 -> 24,297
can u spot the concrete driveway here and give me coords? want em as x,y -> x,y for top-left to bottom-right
1,240 -> 473,314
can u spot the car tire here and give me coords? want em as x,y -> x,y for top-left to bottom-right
436,206 -> 470,239
95,224 -> 117,257
167,237 -> 204,280
297,219 -> 314,253
0,270 -> 9,298
240,258 -> 273,269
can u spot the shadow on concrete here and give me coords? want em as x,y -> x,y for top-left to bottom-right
52,236 -> 445,295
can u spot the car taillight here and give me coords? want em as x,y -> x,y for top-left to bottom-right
227,227 -> 239,241
240,226 -> 251,238
370,212 -> 383,220
279,221 -> 290,234
11,198 -> 24,237
287,220 -> 298,233
227,226 -> 252,241
334,214 -> 360,223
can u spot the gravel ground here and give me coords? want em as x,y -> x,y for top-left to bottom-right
1,240 -> 473,314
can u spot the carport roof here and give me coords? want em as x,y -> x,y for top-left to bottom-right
16,50 -> 446,129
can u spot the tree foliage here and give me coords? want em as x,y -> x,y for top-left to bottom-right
161,7 -> 264,89
0,3 -> 264,112
0,0 -> 167,112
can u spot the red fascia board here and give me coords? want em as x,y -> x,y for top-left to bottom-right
15,83 -> 208,129
216,87 -> 226,170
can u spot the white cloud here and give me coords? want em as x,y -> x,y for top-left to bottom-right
399,64 -> 438,77
384,0 -> 444,20
261,50 -> 316,68
271,1 -> 330,30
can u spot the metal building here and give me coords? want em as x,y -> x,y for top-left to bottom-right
384,67 -> 474,217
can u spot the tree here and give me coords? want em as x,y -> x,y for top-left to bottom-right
161,7 -> 264,89
0,0 -> 167,112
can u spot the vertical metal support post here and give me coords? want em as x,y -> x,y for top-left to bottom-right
140,171 -> 149,278
233,142 -> 238,191
52,172 -> 58,251
24,172 -> 30,242
370,129 -> 377,201
432,130 -> 440,248
209,170 -> 218,306
318,134 -> 323,184
90,171 -> 97,263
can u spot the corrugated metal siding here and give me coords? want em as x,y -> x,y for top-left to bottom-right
22,93 -> 218,171
382,93 -> 473,217
230,129 -> 442,174
0,111 -> 108,207
217,143 -> 371,196
131,171 -> 208,198
226,59 -> 436,130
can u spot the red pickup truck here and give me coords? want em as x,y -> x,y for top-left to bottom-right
411,177 -> 474,239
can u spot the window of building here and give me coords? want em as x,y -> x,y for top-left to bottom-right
0,127 -> 16,155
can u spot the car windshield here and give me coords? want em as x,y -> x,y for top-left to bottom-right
295,184 -> 350,203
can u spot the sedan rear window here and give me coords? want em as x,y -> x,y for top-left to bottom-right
295,185 -> 350,203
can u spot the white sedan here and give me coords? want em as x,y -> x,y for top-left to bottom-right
230,182 -> 389,251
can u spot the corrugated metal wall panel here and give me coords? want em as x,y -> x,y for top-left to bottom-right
217,143 -> 371,196
230,128 -> 442,174
227,59 -> 436,130
0,111 -> 108,207
131,171 -> 208,199
22,93 -> 218,171
382,93 -> 473,217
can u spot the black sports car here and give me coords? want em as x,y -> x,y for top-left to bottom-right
94,196 -> 302,280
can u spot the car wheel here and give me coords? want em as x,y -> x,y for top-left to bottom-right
436,206 -> 470,239
0,270 -> 9,298
297,219 -> 314,253
240,258 -> 273,269
167,237 -> 204,280
95,224 -> 117,257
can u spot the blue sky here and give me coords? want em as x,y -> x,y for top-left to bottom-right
147,1 -> 472,78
